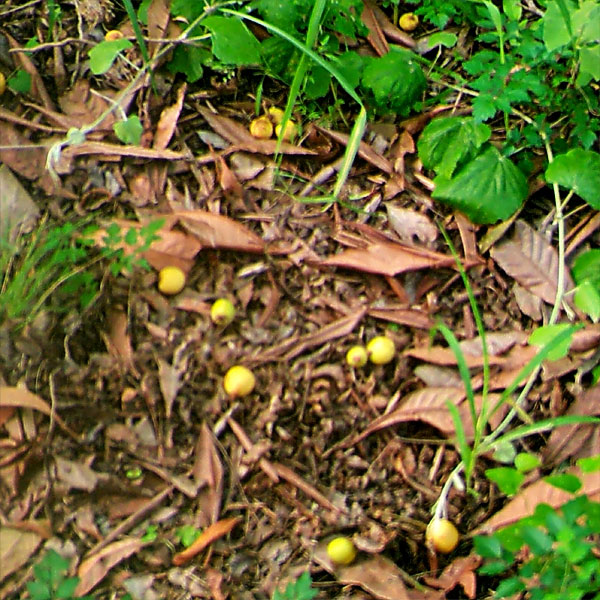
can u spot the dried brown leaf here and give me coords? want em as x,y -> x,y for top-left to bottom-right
491,220 -> 574,305
0,122 -> 47,180
193,423 -> 224,525
172,517 -> 240,566
543,385 -> 600,466
315,124 -> 393,174
153,83 -> 186,150
0,526 -> 42,581
197,107 -> 315,155
76,538 -> 144,595
459,331 -> 528,357
55,457 -> 101,492
176,209 -> 265,253
320,241 -> 455,277
405,346 -> 506,367
386,205 -> 438,245
423,555 -> 481,599
367,306 -> 434,330
476,468 -> 600,534
0,163 -> 39,240
361,1 -> 389,56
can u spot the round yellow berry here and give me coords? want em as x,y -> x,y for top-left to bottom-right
158,266 -> 186,295
426,518 -> 459,554
346,345 -> 368,368
104,29 -> 125,41
399,12 -> 419,32
326,536 -> 356,565
0,72 -> 6,96
249,116 -> 273,139
210,298 -> 235,326
268,106 -> 285,124
275,121 -> 297,142
223,365 -> 255,397
366,336 -> 395,365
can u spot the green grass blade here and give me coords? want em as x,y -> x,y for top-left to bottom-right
332,107 -> 367,198
122,0 -> 150,65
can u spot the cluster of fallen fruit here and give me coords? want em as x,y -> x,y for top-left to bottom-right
156,264 -> 461,567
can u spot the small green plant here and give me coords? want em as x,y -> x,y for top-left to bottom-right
0,218 -> 163,328
27,549 -> 94,600
571,248 -> 600,323
175,525 -> 202,548
273,572 -> 318,600
475,456 -> 600,599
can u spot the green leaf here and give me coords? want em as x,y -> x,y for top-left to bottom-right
56,577 -> 79,599
432,145 -> 528,224
544,473 -> 582,493
203,16 -> 261,65
26,581 -> 52,600
579,44 -> 600,81
113,115 -> 143,145
167,45 -> 209,82
543,0 -> 573,51
545,148 -> 600,209
572,249 -> 600,285
7,69 -> 31,93
575,280 -> 600,322
495,576 -> 525,597
418,116 -> 491,178
528,324 -> 574,361
485,467 -> 524,496
514,452 -> 541,473
520,525 -> 553,554
473,535 -> 503,558
577,454 -> 600,473
492,440 -> 517,463
503,0 -> 522,21
361,48 -> 426,115
89,39 -> 133,75
425,32 -> 458,49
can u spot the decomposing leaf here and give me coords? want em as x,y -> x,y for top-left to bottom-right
458,331 -> 528,357
172,517 -> 240,566
153,83 -> 186,150
103,308 -> 138,377
320,241 -> 455,277
491,220 -> 574,305
404,346 -> 506,367
55,457 -> 102,492
76,538 -> 144,596
193,423 -> 224,525
0,122 -> 47,181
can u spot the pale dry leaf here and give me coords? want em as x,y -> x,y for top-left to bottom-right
0,527 -> 41,581
422,555 -> 481,599
103,308 -> 137,376
414,365 -> 463,388
229,152 -> 265,181
76,538 -> 144,596
320,241 -> 455,277
386,205 -> 438,245
491,220 -> 574,305
367,306 -> 434,329
157,357 -> 184,420
459,331 -> 528,357
404,346 -> 506,367
0,163 -> 40,240
55,457 -> 102,492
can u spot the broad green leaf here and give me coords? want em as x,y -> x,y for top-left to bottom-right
544,473 -> 582,493
572,249 -> 600,285
528,324 -> 573,361
7,69 -> 31,93
514,452 -> 541,473
572,1 -> 600,44
113,115 -> 143,145
167,46 -> 209,82
494,575 -> 526,597
203,16 -> 261,66
473,535 -> 503,559
575,280 -> 600,322
432,145 -> 527,224
503,0 -> 522,21
418,116 -> 491,178
361,49 -> 426,115
580,44 -> 600,81
578,455 -> 600,473
426,32 -> 458,49
543,0 -> 572,51
520,525 -> 553,554
493,440 -> 517,463
545,148 -> 600,209
89,39 -> 133,75
485,467 -> 524,496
